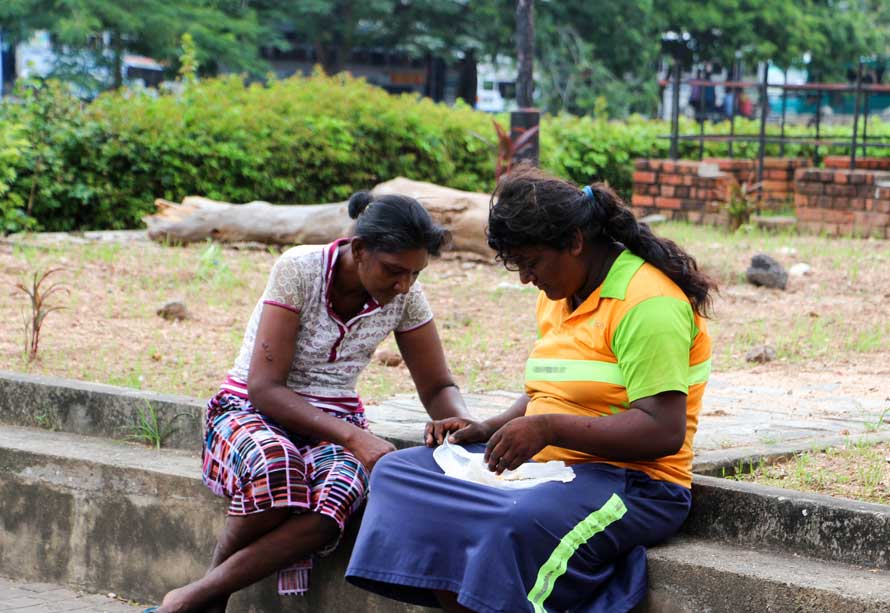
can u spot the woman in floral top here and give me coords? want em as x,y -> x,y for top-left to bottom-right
155,192 -> 469,612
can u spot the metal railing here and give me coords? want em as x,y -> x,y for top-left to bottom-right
661,60 -> 890,186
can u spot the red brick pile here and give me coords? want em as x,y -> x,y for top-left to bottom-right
794,168 -> 890,237
631,160 -> 736,225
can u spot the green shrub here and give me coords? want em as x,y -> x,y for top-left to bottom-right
0,72 -> 498,232
2,71 -> 890,234
0,120 -> 31,233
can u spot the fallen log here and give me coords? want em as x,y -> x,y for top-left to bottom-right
143,177 -> 494,257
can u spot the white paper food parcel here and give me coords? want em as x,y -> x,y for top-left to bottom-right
432,438 -> 575,489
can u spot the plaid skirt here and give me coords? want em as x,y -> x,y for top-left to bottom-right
202,390 -> 370,595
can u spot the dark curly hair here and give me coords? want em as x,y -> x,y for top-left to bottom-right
487,164 -> 716,317
348,191 -> 450,256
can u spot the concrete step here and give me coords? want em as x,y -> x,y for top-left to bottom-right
0,370 -> 452,453
2,424 -> 889,612
687,475 -> 890,570
0,425 -> 424,613
0,370 -> 205,452
642,536 -> 890,613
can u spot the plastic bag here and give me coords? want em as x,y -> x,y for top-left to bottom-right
432,438 -> 575,489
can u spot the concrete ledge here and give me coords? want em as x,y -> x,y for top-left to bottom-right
0,371 -> 431,452
0,425 -> 425,612
2,424 -> 890,612
640,536 -> 890,613
685,475 -> 890,570
0,371 -> 204,451
3,374 -> 890,611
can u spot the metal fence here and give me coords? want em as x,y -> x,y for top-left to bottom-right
662,60 -> 890,185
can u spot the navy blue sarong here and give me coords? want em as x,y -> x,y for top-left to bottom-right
346,444 -> 691,613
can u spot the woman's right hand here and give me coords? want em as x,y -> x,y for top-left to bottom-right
348,431 -> 397,473
425,417 -> 494,447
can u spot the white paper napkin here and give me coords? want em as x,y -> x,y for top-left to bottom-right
432,438 -> 575,489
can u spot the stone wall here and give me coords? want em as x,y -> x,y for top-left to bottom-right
794,168 -> 890,237
631,159 -> 736,225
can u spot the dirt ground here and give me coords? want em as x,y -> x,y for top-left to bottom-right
1,225 -> 888,407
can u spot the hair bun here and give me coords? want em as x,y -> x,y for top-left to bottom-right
348,191 -> 374,219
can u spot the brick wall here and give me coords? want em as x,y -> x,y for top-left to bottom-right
703,157 -> 809,209
823,156 -> 890,171
631,159 -> 737,225
794,168 -> 890,237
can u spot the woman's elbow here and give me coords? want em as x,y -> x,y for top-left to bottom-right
658,425 -> 686,457
246,377 -> 276,409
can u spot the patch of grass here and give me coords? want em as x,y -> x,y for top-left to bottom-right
774,315 -> 834,363
128,400 -> 180,450
84,242 -> 121,264
34,411 -> 60,431
736,440 -> 890,505
864,406 -> 890,433
846,323 -> 890,353
195,240 -> 240,293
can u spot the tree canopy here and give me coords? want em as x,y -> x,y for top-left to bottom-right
2,0 -> 889,112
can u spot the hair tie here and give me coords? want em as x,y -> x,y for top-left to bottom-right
582,185 -> 594,202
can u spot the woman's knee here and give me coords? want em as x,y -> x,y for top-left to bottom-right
293,512 -> 340,547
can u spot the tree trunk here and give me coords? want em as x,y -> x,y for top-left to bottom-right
143,177 -> 494,257
457,48 -> 478,107
424,54 -> 447,102
111,31 -> 124,90
516,0 -> 535,108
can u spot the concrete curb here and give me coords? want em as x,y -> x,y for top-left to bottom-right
2,371 -> 890,611
641,536 -> 890,613
5,370 -> 889,471
0,371 -> 204,451
1,424 -> 888,612
0,425 -> 424,613
687,475 -> 890,569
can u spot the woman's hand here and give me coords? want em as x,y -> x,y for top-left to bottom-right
348,431 -> 397,473
484,415 -> 552,474
424,417 -> 494,447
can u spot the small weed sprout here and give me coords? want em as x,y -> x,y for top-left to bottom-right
129,400 -> 181,450
492,119 -> 539,181
14,267 -> 68,361
864,406 -> 889,433
726,181 -> 761,230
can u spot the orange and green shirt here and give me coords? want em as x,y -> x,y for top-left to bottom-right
525,250 -> 711,488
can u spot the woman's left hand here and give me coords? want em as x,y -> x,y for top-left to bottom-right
484,415 -> 551,474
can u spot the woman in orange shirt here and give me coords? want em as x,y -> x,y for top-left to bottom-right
347,165 -> 717,613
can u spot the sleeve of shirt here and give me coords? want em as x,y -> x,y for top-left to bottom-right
396,282 -> 434,332
261,254 -> 310,314
611,296 -> 695,402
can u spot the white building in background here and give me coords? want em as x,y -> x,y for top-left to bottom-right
15,31 -> 55,81
475,58 -> 519,113
0,30 -> 163,98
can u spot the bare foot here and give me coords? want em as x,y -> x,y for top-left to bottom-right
158,586 -> 192,613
